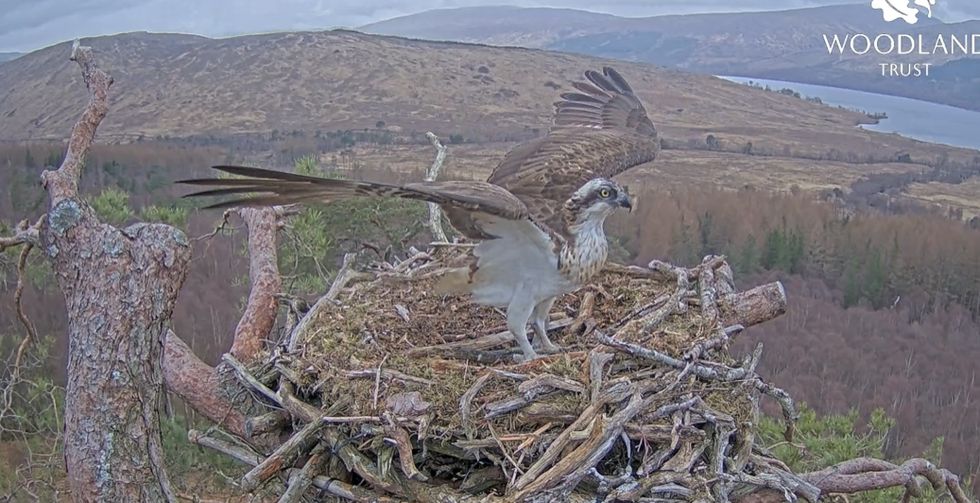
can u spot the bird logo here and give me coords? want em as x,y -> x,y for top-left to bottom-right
871,0 -> 936,24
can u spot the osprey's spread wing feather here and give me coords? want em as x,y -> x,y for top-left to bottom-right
487,67 -> 658,236
180,165 -> 528,239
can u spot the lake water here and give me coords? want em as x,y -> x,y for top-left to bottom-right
720,76 -> 980,152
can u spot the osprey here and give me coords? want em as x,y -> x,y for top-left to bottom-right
181,66 -> 659,361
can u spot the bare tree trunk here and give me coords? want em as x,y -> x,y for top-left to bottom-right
38,42 -> 187,502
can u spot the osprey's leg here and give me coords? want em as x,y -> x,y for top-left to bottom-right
531,297 -> 561,353
507,295 -> 538,362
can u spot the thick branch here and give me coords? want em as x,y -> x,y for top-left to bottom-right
241,417 -> 325,492
801,457 -> 971,503
163,331 -> 248,437
230,207 -> 283,361
719,281 -> 787,328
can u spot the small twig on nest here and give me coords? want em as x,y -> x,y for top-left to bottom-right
244,411 -> 290,439
327,252 -> 360,300
373,354 -> 389,410
383,412 -> 428,481
699,255 -> 720,323
639,265 -> 689,334
484,374 -> 587,419
188,429 -> 264,466
587,350 -> 615,403
278,443 -> 328,503
393,250 -> 432,273
345,368 -> 435,386
284,252 -> 362,351
684,324 -> 744,361
567,290 -> 596,336
424,132 -> 449,242
321,416 -> 383,424
460,372 -> 493,438
221,353 -> 282,407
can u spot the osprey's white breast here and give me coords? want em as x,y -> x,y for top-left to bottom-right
464,216 -> 571,308
465,214 -> 608,308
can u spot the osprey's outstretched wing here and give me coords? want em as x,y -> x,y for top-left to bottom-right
180,165 -> 529,240
487,67 -> 658,236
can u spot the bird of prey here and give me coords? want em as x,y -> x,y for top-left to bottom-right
180,66 -> 659,361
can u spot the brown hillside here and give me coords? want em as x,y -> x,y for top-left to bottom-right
3,29 -> 978,190
1,29 -> 878,141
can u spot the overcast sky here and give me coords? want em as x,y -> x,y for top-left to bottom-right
1,0 -> 978,53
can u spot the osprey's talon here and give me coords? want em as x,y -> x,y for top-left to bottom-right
533,340 -> 562,354
514,350 -> 540,363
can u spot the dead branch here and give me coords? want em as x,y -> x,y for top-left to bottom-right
801,457 -> 972,503
221,353 -> 281,406
11,243 -> 38,371
39,41 -> 112,205
0,218 -> 41,252
719,281 -> 787,328
278,443 -> 328,502
245,411 -> 291,439
188,429 -> 264,466
240,417 -> 325,492
424,132 -> 449,242
383,412 -> 428,481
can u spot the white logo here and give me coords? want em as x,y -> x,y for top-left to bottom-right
871,0 -> 936,24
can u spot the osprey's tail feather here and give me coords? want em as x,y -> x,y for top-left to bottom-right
179,166 -> 530,230
178,165 -> 400,209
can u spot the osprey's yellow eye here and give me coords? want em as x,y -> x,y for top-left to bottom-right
599,188 -> 612,198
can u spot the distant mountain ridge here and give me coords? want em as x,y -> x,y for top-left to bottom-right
362,4 -> 980,111
0,29 -> 877,143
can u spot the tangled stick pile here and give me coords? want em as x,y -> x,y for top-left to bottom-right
189,249 -> 971,502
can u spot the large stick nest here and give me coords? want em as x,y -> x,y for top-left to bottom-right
232,249 -> 807,502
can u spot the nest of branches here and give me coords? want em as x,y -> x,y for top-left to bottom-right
196,247 -> 844,503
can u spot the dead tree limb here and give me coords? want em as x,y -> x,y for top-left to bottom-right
719,281 -> 787,329
424,132 -> 449,242
800,457 -> 972,503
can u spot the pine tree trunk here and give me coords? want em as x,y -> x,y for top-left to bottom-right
43,210 -> 189,501
34,41 -> 189,502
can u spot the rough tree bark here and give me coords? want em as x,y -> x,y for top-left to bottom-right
162,207 -> 286,439
39,42 -> 189,502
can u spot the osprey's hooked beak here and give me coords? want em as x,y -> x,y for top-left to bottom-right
616,192 -> 633,212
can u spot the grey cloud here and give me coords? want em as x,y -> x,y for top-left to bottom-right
1,0 -> 978,52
